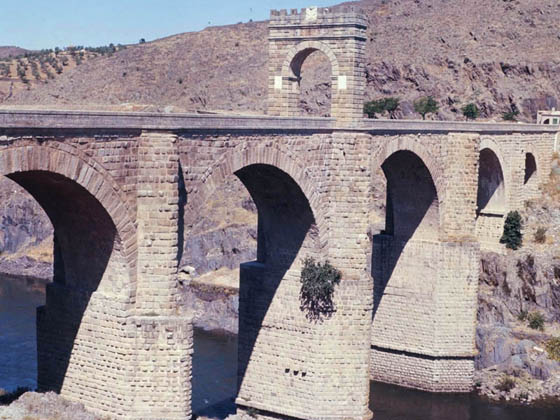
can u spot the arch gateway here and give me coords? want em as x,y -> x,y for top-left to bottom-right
1,5 -> 559,420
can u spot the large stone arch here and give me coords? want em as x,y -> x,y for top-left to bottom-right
372,137 -> 444,218
185,142 -> 326,249
281,40 -> 340,78
0,144 -> 137,296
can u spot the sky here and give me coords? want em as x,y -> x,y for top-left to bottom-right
0,0 -> 342,50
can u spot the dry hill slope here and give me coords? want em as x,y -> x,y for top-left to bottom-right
3,0 -> 560,121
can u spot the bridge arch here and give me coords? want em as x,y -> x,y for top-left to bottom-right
282,41 -> 340,79
477,139 -> 507,215
0,144 -> 137,296
372,137 -> 444,210
185,143 -> 326,248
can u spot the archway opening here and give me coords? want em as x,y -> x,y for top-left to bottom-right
182,162 -> 316,417
370,150 -> 441,385
476,148 -> 505,215
292,48 -> 332,117
0,169 -> 125,395
372,150 -> 440,307
524,153 -> 537,185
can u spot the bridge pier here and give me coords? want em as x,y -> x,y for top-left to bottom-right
129,131 -> 193,419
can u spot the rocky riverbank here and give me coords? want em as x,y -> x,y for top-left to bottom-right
0,391 -> 97,420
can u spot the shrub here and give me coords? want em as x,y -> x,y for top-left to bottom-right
545,337 -> 560,362
462,103 -> 479,120
363,97 -> 400,118
534,227 -> 547,243
300,257 -> 341,320
503,109 -> 520,121
517,309 -> 528,321
496,375 -> 516,392
413,96 -> 439,119
527,311 -> 545,331
500,211 -> 523,250
364,99 -> 386,118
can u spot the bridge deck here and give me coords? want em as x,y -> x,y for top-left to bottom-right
0,109 -> 558,134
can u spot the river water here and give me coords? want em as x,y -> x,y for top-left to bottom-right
1,274 -> 559,419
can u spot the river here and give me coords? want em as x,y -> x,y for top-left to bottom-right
1,274 -> 559,419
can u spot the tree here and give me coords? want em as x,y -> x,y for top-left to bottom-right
500,210 -> 523,250
139,38 -> 146,44
462,103 -> 479,120
363,97 -> 400,119
384,97 -> 400,118
364,99 -> 385,118
414,96 -> 439,119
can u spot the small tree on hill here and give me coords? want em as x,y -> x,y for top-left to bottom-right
462,103 -> 479,120
500,210 -> 523,250
364,99 -> 385,118
414,96 -> 439,120
364,97 -> 400,119
384,97 -> 400,118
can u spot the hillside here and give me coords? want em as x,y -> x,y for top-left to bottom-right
0,47 -> 29,59
0,46 -> 125,103
2,0 -> 560,121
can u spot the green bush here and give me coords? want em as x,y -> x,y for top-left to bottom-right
500,211 -> 523,250
364,97 -> 400,118
462,103 -> 480,120
545,337 -> 560,361
413,96 -> 439,119
496,375 -> 516,392
534,227 -> 547,244
527,311 -> 545,331
300,257 -> 341,320
503,109 -> 520,121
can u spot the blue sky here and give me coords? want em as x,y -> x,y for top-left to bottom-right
0,0 -> 341,50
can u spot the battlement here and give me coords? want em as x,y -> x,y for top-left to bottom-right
269,6 -> 367,27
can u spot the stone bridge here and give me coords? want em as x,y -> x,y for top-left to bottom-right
1,6 -> 559,420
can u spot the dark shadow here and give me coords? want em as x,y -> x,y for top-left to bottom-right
371,151 -> 439,320
5,171 -> 116,392
476,148 -> 505,215
233,164 -> 314,395
177,161 -> 187,264
524,153 -> 537,185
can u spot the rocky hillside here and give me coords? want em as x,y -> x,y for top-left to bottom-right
2,0 -> 560,121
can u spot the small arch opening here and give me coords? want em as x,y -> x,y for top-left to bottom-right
476,148 -> 506,215
524,153 -> 537,185
290,48 -> 333,117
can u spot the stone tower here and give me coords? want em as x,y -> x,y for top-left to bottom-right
267,6 -> 367,125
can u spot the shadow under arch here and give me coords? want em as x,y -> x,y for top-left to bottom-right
477,148 -> 506,215
371,150 -> 440,323
524,152 -> 537,185
182,145 -> 322,414
0,145 -> 137,394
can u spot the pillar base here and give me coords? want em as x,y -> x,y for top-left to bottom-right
370,346 -> 474,393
